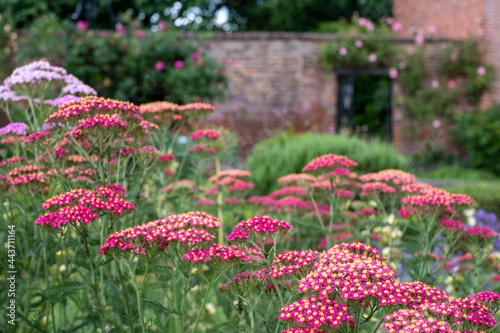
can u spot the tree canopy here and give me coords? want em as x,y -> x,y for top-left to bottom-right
2,0 -> 391,31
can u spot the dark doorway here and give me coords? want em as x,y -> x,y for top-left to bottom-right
336,70 -> 392,141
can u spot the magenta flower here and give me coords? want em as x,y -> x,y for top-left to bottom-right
477,66 -> 486,76
0,123 -> 28,136
447,80 -> 456,89
190,52 -> 200,62
339,47 -> 348,56
155,61 -> 166,72
76,21 -> 89,31
368,53 -> 378,63
392,22 -> 402,32
415,32 -> 425,46
432,120 -> 441,128
389,68 -> 398,79
174,61 -> 185,71
157,21 -> 168,31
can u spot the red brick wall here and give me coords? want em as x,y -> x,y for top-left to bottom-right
393,0 -> 500,104
205,33 -> 337,152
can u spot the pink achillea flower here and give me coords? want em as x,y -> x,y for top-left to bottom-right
71,114 -> 127,139
440,220 -> 465,233
274,196 -> 312,212
204,186 -> 219,197
356,209 -> 380,216
302,154 -> 358,173
155,61 -> 165,72
188,145 -> 217,154
361,182 -> 397,195
159,153 -> 175,162
100,212 -> 220,255
269,186 -> 308,199
165,179 -> 197,194
400,183 -> 436,194
208,169 -> 251,184
196,198 -> 216,207
35,206 -> 98,229
268,250 -> 320,279
279,296 -> 352,330
277,173 -> 318,186
219,269 -> 270,296
282,328 -> 326,333
360,169 -> 416,186
224,197 -> 241,205
247,195 -> 275,207
227,180 -> 254,192
468,291 -> 500,309
174,61 -> 184,70
22,131 -> 52,144
190,129 -> 221,140
183,243 -> 255,263
46,96 -> 137,124
460,226 -> 498,240
227,216 -> 294,242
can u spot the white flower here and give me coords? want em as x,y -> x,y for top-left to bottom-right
384,214 -> 395,225
206,303 -> 216,314
369,200 -> 377,207
59,265 -> 66,272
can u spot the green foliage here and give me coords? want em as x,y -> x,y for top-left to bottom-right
247,132 -> 409,193
452,105 -> 500,175
444,181 -> 500,216
319,21 -> 397,70
14,14 -> 227,104
415,166 -> 498,181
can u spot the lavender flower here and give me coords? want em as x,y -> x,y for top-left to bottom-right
4,69 -> 66,90
62,75 -> 97,95
44,95 -> 81,107
0,85 -> 26,102
0,123 -> 28,136
474,209 -> 500,250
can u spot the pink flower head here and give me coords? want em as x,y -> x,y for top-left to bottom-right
157,21 -> 168,31
76,21 -> 90,31
134,30 -> 146,39
115,23 -> 124,32
174,61 -> 185,71
368,53 -> 378,63
392,22 -> 402,32
155,61 -> 166,72
427,25 -> 436,34
477,66 -> 486,76
190,129 -> 221,140
355,40 -> 363,48
432,120 -> 441,128
227,216 -> 294,242
447,80 -> 456,89
190,52 -> 200,62
302,154 -> 358,173
415,32 -> 425,46
389,68 -> 398,79
339,47 -> 348,56
432,80 -> 439,88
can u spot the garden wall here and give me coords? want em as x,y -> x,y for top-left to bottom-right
393,0 -> 500,107
200,32 -> 459,154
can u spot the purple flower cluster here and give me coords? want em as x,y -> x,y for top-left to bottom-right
0,123 -> 28,136
474,209 -> 500,250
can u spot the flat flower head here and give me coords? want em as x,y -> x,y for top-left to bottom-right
302,154 -> 358,174
360,169 -> 416,186
227,216 -> 294,243
190,129 -> 221,140
0,123 -> 28,137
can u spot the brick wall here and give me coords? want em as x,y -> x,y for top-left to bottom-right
393,0 -> 500,104
204,32 -> 338,152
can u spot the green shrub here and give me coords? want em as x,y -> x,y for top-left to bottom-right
14,14 -> 227,104
444,181 -> 500,216
247,132 -> 409,193
452,105 -> 500,175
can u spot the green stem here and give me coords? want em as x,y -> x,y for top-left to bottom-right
191,270 -> 223,332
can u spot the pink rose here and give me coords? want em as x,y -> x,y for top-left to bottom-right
355,40 -> 363,48
134,30 -> 146,39
477,66 -> 486,76
339,47 -> 348,56
155,61 -> 165,72
76,21 -> 89,31
174,61 -> 185,71
190,52 -> 200,62
368,54 -> 377,63
157,21 -> 168,31
447,80 -> 456,89
415,32 -> 425,46
392,22 -> 402,32
389,68 -> 398,79
115,23 -> 124,32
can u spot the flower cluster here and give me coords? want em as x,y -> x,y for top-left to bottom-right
227,216 -> 294,242
189,129 -> 221,140
359,169 -> 416,186
279,296 -> 353,330
100,212 -> 220,255
219,269 -> 270,297
183,243 -> 256,264
302,154 -> 358,173
0,123 -> 28,136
